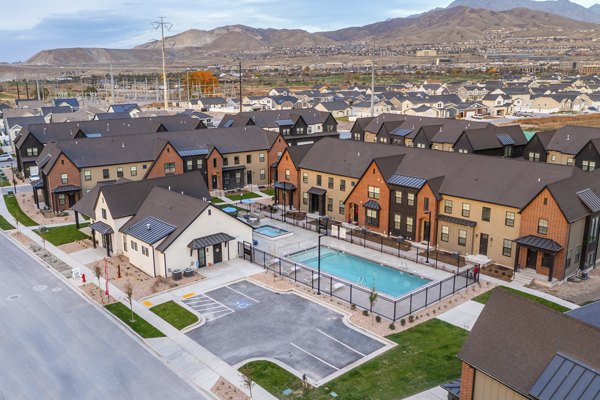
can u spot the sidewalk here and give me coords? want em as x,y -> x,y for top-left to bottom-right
0,195 -> 276,400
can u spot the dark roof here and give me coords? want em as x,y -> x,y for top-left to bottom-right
462,125 -> 526,151
285,144 -> 312,166
317,100 -> 350,111
274,182 -> 296,191
438,214 -> 477,227
124,216 -> 177,245
363,200 -> 381,210
529,353 -> 600,400
515,235 -> 563,253
41,106 -> 72,116
567,301 -> 600,329
71,180 -> 121,218
307,187 -> 327,196
89,221 -> 114,235
441,379 -> 461,398
219,108 -> 333,129
458,289 -> 600,398
387,174 -> 426,189
108,103 -> 139,113
577,189 -> 600,213
547,170 -> 600,223
188,233 -> 235,249
95,112 -> 132,120
52,185 -> 81,193
546,126 -> 600,154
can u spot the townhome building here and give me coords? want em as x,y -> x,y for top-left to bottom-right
524,125 -> 600,167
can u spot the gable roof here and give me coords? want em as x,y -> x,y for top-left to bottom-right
546,126 -> 600,154
219,108 -> 334,129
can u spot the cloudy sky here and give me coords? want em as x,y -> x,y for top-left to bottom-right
3,0 -> 599,62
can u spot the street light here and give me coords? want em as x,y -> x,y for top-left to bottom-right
317,233 -> 326,295
425,211 -> 432,264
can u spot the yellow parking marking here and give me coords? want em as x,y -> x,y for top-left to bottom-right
142,300 -> 153,307
182,292 -> 196,299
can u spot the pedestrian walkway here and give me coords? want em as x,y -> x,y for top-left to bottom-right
403,386 -> 448,400
436,301 -> 485,331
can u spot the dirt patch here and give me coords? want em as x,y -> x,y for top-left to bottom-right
59,239 -> 93,254
506,113 -> 600,132
211,377 -> 249,400
86,255 -> 206,300
529,267 -> 600,305
250,271 -> 494,337
480,263 -> 514,282
80,283 -> 117,305
12,231 -> 32,247
15,191 -> 75,225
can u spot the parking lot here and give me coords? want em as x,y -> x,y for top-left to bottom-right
185,280 -> 390,384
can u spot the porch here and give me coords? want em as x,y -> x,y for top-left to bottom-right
514,235 -> 563,282
51,185 -> 81,213
89,220 -> 114,257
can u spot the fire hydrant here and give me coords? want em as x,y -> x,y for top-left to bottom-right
81,273 -> 86,284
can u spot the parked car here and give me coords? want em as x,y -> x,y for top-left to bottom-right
0,154 -> 13,162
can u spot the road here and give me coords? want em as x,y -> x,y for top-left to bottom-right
0,234 -> 206,399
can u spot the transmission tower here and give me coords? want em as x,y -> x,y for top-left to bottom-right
153,17 -> 172,109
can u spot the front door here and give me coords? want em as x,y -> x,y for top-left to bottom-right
68,194 -> 76,207
213,243 -> 223,264
197,248 -> 206,268
211,175 -> 218,190
526,249 -> 537,269
246,171 -> 252,185
479,233 -> 489,255
423,221 -> 431,242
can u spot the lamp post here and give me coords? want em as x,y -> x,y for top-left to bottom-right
317,233 -> 325,295
425,211 -> 432,264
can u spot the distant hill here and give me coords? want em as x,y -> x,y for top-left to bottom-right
24,6 -> 600,66
447,0 -> 600,23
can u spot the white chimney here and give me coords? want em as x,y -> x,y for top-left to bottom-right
168,186 -> 171,191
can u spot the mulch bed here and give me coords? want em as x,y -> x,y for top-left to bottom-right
481,264 -> 514,282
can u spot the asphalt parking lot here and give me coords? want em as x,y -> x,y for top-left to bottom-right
186,280 -> 389,383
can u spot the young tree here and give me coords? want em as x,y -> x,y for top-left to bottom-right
369,287 -> 378,324
124,281 -> 135,323
239,364 -> 255,399
94,263 -> 102,287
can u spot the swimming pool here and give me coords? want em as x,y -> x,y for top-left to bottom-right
255,225 -> 291,238
287,247 -> 430,298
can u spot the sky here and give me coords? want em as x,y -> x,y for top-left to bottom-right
3,0 -> 600,62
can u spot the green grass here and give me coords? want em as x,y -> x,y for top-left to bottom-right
0,215 -> 15,230
3,194 -> 38,227
150,301 -> 199,330
225,192 -> 261,201
35,223 -> 90,246
105,302 -> 165,338
240,319 -> 468,400
211,197 -> 224,204
261,187 -> 275,196
473,286 -> 569,312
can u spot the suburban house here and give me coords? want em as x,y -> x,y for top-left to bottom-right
107,103 -> 141,116
4,115 -> 46,147
456,288 -> 600,400
452,125 -> 527,158
218,108 -> 338,146
194,97 -> 228,111
314,101 -> 352,118
523,125 -> 600,168
53,98 -> 80,111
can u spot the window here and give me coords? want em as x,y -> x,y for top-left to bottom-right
299,172 -> 307,184
567,158 -> 574,166
246,155 -> 252,164
424,197 -> 430,212
26,147 -> 38,156
583,160 -> 596,172
462,203 -> 470,218
502,239 -> 512,257
260,169 -> 265,180
505,211 -> 515,227
551,154 -> 557,161
142,246 -> 149,257
368,186 -> 380,200
259,153 -> 265,162
101,208 -> 107,219
235,172 -> 242,184
143,164 -> 147,169
575,245 -> 582,264
316,175 -> 322,186
542,252 -> 554,267
327,198 -> 333,212
458,229 -> 467,246
417,143 -> 426,149
589,216 -> 599,243
482,207 -> 491,222
354,133 -> 361,141
282,128 -> 290,135
566,249 -> 572,267
84,171 -> 91,181
538,219 -> 548,235
223,157 -> 228,166
394,214 -> 401,230
213,158 -> 217,168
458,148 -> 468,154
60,173 -> 68,184
277,151 -> 282,160
116,167 -> 123,178
503,146 -> 513,158
123,236 -> 127,252
444,199 -> 453,214
407,193 -> 415,206
186,160 -> 193,170
366,209 -> 379,226
339,201 -> 345,215
297,127 -> 305,135
441,226 -> 449,242
285,169 -> 290,180
340,179 -> 346,192
131,241 -> 138,251
58,194 -> 66,205
406,217 -> 414,233
164,162 -> 176,175
328,177 -> 334,189
102,169 -> 109,179
395,191 -> 403,204
303,192 -> 308,205
197,159 -> 203,169
529,152 -> 541,162
234,156 -> 240,165
130,166 -> 137,176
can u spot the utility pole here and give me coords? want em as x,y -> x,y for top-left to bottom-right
239,61 -> 243,113
36,78 -> 41,101
110,63 -> 115,104
153,17 -> 172,109
370,42 -> 376,117
186,68 -> 191,102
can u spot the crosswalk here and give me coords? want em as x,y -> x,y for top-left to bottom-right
182,293 -> 233,321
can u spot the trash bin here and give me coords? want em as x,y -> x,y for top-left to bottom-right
172,269 -> 183,280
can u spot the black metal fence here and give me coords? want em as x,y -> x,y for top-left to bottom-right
256,204 -> 467,275
239,242 -> 477,322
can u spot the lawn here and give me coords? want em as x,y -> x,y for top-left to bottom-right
150,301 -> 199,330
473,286 -> 569,312
261,187 -> 275,196
225,192 -> 261,201
3,195 -> 38,227
240,319 -> 468,400
211,197 -> 224,204
0,215 -> 14,230
35,223 -> 90,246
105,302 -> 165,339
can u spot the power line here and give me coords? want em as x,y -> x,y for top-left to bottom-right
152,16 -> 173,109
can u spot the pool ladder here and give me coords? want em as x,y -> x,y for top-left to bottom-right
356,276 -> 366,286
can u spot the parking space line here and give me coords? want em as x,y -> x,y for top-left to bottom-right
209,310 -> 234,321
194,305 -> 228,311
290,342 -> 340,371
225,285 -> 260,303
316,329 -> 366,357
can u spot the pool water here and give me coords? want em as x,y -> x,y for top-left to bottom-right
288,247 -> 430,298
255,225 -> 290,238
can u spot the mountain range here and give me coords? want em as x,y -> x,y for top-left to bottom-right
25,1 -> 600,66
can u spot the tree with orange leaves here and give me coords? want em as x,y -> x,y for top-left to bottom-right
185,70 -> 219,96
